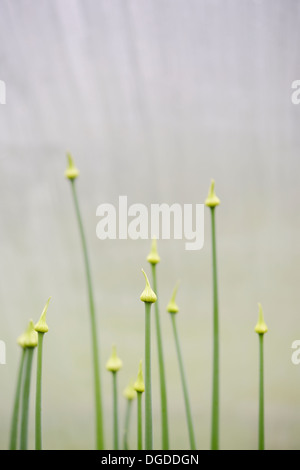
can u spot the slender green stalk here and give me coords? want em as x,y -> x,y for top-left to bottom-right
112,372 -> 119,450
123,399 -> 132,450
258,334 -> 265,450
9,348 -> 26,450
205,179 -> 221,450
34,297 -> 51,451
123,380 -> 136,450
151,263 -> 169,450
137,392 -> 143,450
140,269 -> 156,450
134,361 -> 144,451
144,301 -> 152,450
170,314 -> 196,450
20,348 -> 35,450
210,206 -> 219,450
254,303 -> 268,450
106,345 -> 122,450
70,179 -> 104,450
35,332 -> 44,450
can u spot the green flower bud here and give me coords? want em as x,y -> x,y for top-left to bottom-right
17,331 -> 27,349
147,237 -> 160,265
106,344 -> 123,372
205,179 -> 220,208
23,320 -> 38,348
167,282 -> 180,314
35,297 -> 51,333
123,380 -> 137,401
134,360 -> 145,393
140,269 -> 157,303
64,152 -> 80,180
254,303 -> 268,335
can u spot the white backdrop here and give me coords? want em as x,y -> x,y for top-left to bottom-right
0,0 -> 300,450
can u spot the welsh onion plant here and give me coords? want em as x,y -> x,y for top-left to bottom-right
140,269 -> 157,450
205,179 -> 221,450
65,153 -> 104,450
20,320 -> 38,450
167,283 -> 197,450
9,330 -> 27,450
134,360 -> 145,450
122,380 -> 136,450
6,163 -> 275,452
255,303 -> 268,450
34,297 -> 51,450
106,345 -> 123,450
147,238 -> 169,450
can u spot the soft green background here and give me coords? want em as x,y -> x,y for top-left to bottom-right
0,0 -> 300,450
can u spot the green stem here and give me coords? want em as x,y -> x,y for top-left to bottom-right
123,399 -> 132,450
70,180 -> 104,450
9,348 -> 26,450
151,264 -> 169,450
170,314 -> 196,450
210,207 -> 219,450
144,302 -> 152,450
20,348 -> 35,450
112,372 -> 119,450
137,392 -> 143,450
35,332 -> 44,450
258,334 -> 265,450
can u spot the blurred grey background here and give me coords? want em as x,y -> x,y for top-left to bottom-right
0,0 -> 300,450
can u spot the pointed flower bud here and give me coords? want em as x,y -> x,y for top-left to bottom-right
123,380 -> 137,401
254,303 -> 268,335
17,331 -> 27,349
167,282 -> 180,314
106,344 -> 123,372
205,179 -> 220,208
147,237 -> 160,265
35,297 -> 51,333
134,360 -> 145,393
64,152 -> 80,180
23,320 -> 38,348
140,269 -> 157,303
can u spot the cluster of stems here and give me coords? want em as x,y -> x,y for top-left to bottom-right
8,167 -> 269,452
10,298 -> 51,450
